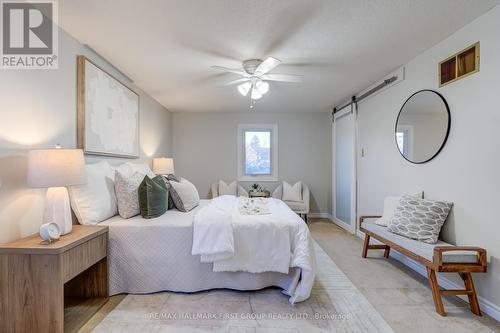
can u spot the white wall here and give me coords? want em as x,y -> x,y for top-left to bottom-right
173,112 -> 332,214
357,5 -> 500,309
0,29 -> 172,243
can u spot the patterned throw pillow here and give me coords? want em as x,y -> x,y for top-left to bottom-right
375,192 -> 423,227
166,174 -> 181,182
387,195 -> 453,243
160,176 -> 177,210
114,171 -> 144,218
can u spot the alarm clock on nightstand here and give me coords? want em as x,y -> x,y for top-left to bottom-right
39,222 -> 61,243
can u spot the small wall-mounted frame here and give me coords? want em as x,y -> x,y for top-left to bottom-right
439,42 -> 480,87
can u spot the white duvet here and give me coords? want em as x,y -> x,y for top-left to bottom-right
192,195 -> 316,303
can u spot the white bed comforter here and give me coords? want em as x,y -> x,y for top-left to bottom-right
192,195 -> 316,303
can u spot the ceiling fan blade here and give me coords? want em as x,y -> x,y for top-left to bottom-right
210,66 -> 249,77
221,78 -> 250,86
261,73 -> 303,83
254,57 -> 281,76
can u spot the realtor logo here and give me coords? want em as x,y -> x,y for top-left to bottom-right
1,0 -> 58,69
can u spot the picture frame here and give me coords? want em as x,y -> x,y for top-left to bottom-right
77,55 -> 140,158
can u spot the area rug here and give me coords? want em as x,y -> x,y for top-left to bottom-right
93,242 -> 394,332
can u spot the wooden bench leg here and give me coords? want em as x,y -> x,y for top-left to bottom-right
384,246 -> 390,258
362,234 -> 370,258
460,273 -> 482,316
427,267 -> 446,316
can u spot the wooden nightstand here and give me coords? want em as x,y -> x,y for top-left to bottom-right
0,225 -> 109,333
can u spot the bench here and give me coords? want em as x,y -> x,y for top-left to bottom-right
359,215 -> 487,316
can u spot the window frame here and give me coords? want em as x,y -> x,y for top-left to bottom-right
237,124 -> 278,182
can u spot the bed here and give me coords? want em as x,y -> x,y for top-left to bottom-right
101,199 -> 312,302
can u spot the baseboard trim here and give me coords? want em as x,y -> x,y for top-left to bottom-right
308,213 -> 333,220
332,217 -> 355,234
355,231 -> 500,322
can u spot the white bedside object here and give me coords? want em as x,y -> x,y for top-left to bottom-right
153,157 -> 174,175
28,148 -> 86,235
39,222 -> 61,242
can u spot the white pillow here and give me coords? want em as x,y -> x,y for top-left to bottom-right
68,161 -> 118,225
115,162 -> 155,179
169,178 -> 200,212
219,180 -> 237,196
282,181 -> 302,202
114,171 -> 144,219
237,185 -> 249,197
375,191 -> 423,226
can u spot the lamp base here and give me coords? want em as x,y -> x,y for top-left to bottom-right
44,187 -> 72,235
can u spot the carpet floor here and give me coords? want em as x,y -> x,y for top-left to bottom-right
80,219 -> 500,333
91,242 -> 394,332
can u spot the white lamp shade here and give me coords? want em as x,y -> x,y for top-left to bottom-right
27,149 -> 86,188
256,80 -> 269,95
251,87 -> 262,100
238,82 -> 251,96
153,157 -> 174,175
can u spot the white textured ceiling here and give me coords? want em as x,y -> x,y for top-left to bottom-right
59,0 -> 499,113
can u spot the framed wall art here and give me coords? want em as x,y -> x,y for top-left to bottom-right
77,55 -> 140,158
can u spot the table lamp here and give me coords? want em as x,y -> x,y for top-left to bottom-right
27,148 -> 86,235
153,157 -> 174,176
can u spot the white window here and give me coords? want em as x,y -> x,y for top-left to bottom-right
237,124 -> 278,181
396,125 -> 413,160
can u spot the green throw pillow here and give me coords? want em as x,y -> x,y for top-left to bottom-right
138,175 -> 168,219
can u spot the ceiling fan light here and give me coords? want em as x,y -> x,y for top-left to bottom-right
251,88 -> 262,100
256,80 -> 269,95
238,82 -> 251,96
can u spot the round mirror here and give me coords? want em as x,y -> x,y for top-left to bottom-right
395,90 -> 450,164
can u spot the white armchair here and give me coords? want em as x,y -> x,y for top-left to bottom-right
272,182 -> 310,222
211,181 -> 249,198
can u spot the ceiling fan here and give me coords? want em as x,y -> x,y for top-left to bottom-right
211,57 -> 303,108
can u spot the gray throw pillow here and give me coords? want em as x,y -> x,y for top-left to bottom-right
387,195 -> 453,244
114,171 -> 144,218
169,178 -> 200,212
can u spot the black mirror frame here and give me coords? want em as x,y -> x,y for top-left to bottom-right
395,89 -> 451,164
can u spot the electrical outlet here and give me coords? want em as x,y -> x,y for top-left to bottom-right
361,149 -> 365,157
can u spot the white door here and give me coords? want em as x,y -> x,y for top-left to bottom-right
333,104 -> 357,233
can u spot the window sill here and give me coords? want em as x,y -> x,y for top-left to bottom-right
238,175 -> 278,182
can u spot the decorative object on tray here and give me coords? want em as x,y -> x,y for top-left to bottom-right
249,183 -> 270,198
28,147 -> 86,235
238,197 -> 271,215
39,222 -> 61,243
77,55 -> 140,158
